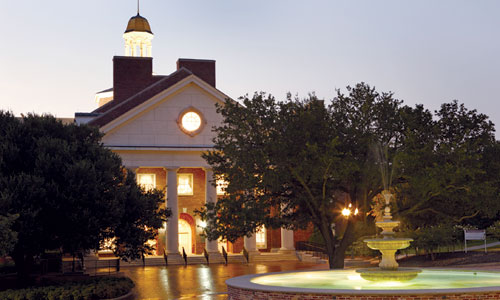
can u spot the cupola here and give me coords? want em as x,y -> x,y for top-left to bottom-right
123,7 -> 153,57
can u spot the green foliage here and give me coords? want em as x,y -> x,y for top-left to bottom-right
0,214 -> 18,257
0,276 -> 134,300
486,220 -> 500,240
0,112 -> 169,275
407,224 -> 462,259
199,84 -> 405,268
393,101 -> 500,229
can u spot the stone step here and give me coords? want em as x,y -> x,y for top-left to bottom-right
249,253 -> 298,263
227,255 -> 246,263
187,256 -> 207,265
297,251 -> 326,264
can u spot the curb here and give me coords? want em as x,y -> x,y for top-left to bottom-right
103,288 -> 136,300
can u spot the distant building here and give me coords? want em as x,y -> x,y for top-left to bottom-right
76,11 -> 310,264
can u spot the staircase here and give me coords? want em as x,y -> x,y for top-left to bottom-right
297,251 -> 328,264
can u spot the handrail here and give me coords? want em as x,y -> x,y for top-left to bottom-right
163,248 -> 168,266
221,246 -> 228,265
296,241 -> 328,260
203,248 -> 209,264
242,247 -> 249,263
182,247 -> 188,266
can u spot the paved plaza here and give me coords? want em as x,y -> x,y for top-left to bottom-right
121,261 -> 327,300
120,260 -> 500,300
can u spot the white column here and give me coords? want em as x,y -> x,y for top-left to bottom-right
205,168 -> 219,253
244,234 -> 259,255
280,228 -> 295,253
166,167 -> 180,256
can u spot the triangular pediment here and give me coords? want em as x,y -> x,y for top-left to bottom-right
100,75 -> 229,148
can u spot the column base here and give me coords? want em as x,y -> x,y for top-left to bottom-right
166,252 -> 184,265
278,249 -> 296,255
207,251 -> 226,264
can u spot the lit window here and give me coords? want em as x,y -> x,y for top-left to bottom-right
216,177 -> 228,195
256,225 -> 267,249
177,174 -> 194,195
181,112 -> 202,132
177,107 -> 205,136
137,174 -> 156,192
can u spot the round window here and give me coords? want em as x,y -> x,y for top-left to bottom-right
181,112 -> 202,132
177,107 -> 206,136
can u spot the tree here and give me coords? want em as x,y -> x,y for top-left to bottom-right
0,112 -> 169,278
199,83 -> 404,269
393,101 -> 500,229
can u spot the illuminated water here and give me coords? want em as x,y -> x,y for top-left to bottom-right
251,269 -> 500,290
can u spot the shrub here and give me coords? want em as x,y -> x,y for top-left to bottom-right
0,276 -> 134,300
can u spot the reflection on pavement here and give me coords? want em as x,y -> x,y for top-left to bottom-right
121,261 -> 326,300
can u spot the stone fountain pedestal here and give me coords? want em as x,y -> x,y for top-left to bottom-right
356,191 -> 421,281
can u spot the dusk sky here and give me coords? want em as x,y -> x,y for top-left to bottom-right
1,0 -> 499,136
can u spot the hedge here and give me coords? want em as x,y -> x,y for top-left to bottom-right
0,276 -> 134,300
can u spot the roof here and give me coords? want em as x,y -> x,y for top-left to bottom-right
124,14 -> 153,34
96,87 -> 113,94
88,68 -> 193,128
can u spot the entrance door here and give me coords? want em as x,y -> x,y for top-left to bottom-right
178,219 -> 192,254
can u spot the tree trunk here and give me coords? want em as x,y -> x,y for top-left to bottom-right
319,219 -> 356,269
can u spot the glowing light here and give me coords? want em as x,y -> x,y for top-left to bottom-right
137,173 -> 155,191
181,112 -> 202,132
177,174 -> 193,195
354,208 -> 359,215
199,220 -> 207,228
342,208 -> 351,217
216,177 -> 228,195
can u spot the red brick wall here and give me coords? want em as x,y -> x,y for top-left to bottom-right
178,168 -> 206,254
294,223 -> 314,248
228,286 -> 500,300
177,58 -> 216,87
113,56 -> 154,103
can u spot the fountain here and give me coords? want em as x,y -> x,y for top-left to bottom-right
226,191 -> 500,300
356,190 -> 421,281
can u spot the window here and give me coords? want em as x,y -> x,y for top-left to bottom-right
216,177 -> 228,195
137,174 -> 156,192
177,174 -> 194,195
256,225 -> 267,249
177,107 -> 206,137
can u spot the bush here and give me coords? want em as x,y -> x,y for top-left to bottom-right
0,276 -> 134,300
487,221 -> 500,240
408,224 -> 460,260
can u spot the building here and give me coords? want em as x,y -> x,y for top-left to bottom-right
76,11 -> 310,265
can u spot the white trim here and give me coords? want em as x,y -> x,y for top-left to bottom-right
101,75 -> 229,134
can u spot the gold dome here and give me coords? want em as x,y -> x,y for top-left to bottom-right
124,14 -> 153,34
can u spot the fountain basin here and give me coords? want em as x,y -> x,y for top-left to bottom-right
227,269 -> 500,300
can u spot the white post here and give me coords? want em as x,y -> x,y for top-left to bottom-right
280,228 -> 295,254
204,169 -> 218,252
204,168 -> 224,263
166,167 -> 180,256
244,234 -> 259,256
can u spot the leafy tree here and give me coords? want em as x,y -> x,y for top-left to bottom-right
199,83 -> 404,269
0,112 -> 169,278
393,101 -> 500,229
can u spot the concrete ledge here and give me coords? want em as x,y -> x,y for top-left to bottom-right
226,269 -> 500,299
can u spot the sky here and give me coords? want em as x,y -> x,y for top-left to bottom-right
1,0 -> 499,135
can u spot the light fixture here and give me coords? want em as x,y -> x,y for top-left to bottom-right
199,220 -> 207,228
342,208 -> 351,217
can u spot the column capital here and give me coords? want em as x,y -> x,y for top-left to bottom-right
165,166 -> 180,172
